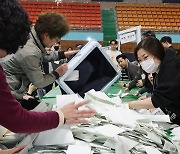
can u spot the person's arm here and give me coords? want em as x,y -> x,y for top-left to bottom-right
128,97 -> 155,110
138,86 -> 148,95
44,50 -> 78,62
0,67 -> 59,133
27,83 -> 37,95
64,50 -> 78,58
43,50 -> 65,62
127,73 -> 142,90
21,55 -> 64,88
11,90 -> 24,100
0,68 -> 95,133
0,146 -> 25,154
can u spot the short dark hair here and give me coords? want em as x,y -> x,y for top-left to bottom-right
0,0 -> 31,54
35,12 -> 69,39
142,31 -> 156,38
67,47 -> 73,50
134,37 -> 165,62
160,36 -> 172,44
116,53 -> 127,62
110,40 -> 118,45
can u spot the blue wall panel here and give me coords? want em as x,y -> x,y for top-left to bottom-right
62,31 -> 103,41
62,31 -> 179,43
156,34 -> 180,43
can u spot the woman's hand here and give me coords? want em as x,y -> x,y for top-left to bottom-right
0,146 -> 25,154
27,83 -> 37,94
124,88 -> 130,93
136,80 -> 143,87
55,63 -> 68,76
118,82 -> 125,87
138,95 -> 147,100
60,101 -> 96,124
133,91 -> 139,96
23,94 -> 33,100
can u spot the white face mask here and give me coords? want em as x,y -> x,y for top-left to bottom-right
140,58 -> 159,73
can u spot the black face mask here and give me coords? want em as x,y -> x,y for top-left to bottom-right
54,46 -> 59,51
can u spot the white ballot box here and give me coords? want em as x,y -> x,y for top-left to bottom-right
57,40 -> 120,97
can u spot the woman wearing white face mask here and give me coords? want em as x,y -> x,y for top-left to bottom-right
128,37 -> 180,125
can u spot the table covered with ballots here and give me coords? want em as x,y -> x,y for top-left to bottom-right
1,86 -> 179,154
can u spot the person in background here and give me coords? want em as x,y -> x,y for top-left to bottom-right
1,12 -> 78,104
141,30 -> 156,40
133,73 -> 153,100
106,40 -> 121,68
116,54 -> 142,93
0,0 -> 95,153
67,47 -> 73,51
128,37 -> 180,125
76,44 -> 83,50
42,43 -> 64,95
160,36 -> 174,51
19,83 -> 40,110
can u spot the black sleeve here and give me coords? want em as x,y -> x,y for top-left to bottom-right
128,73 -> 141,90
58,51 -> 66,60
138,86 -> 148,95
52,71 -> 59,79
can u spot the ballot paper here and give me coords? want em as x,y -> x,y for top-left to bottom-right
107,107 -> 137,128
84,89 -> 122,115
17,134 -> 37,154
95,124 -> 125,138
172,127 -> 180,138
66,140 -> 91,154
64,70 -> 79,81
120,92 -> 129,98
85,89 -> 122,106
143,145 -> 162,154
116,135 -> 139,154
34,125 -> 74,146
33,94 -> 82,146
56,94 -> 83,109
32,101 -> 48,112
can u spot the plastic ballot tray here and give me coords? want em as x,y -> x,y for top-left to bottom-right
57,40 -> 120,97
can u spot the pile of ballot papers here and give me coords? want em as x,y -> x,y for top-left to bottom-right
1,89 -> 180,154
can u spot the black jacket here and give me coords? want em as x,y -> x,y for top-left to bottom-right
126,62 -> 142,90
151,48 -> 180,125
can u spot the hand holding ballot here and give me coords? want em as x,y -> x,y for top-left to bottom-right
55,63 -> 68,76
60,101 -> 96,124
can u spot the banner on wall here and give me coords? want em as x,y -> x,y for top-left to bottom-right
119,31 -> 136,44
